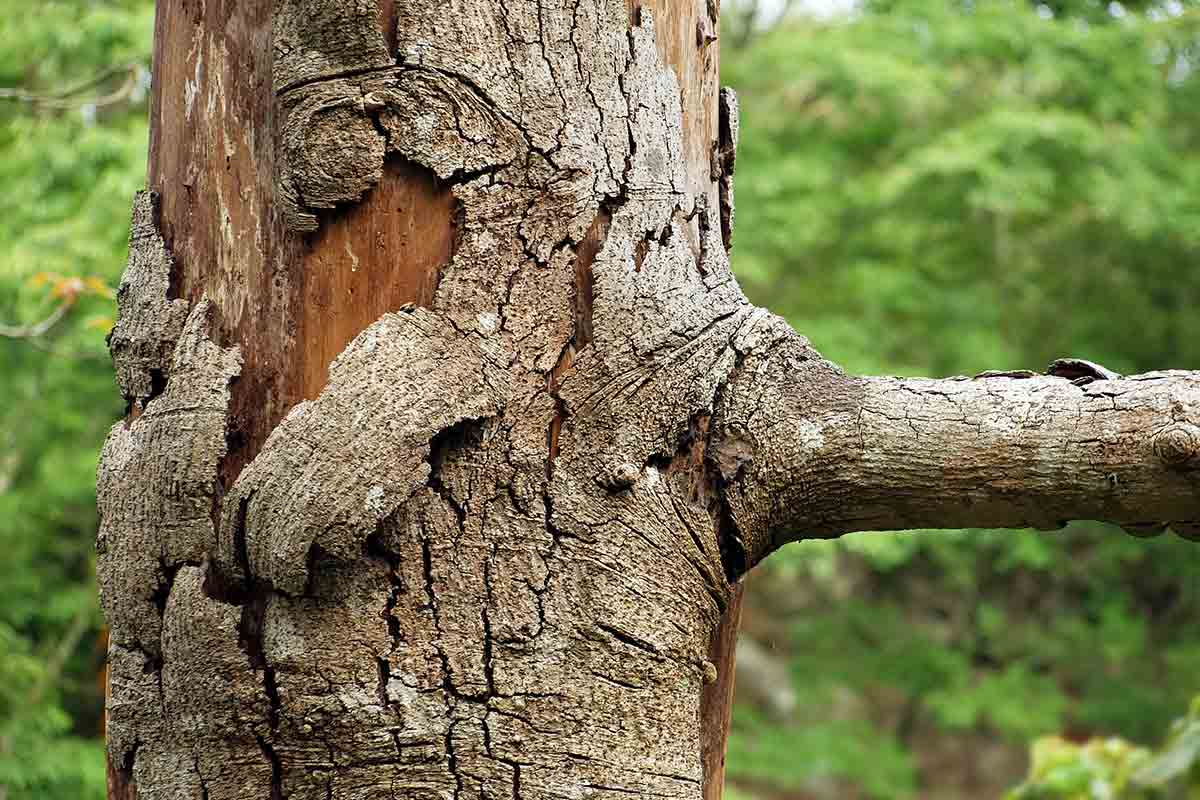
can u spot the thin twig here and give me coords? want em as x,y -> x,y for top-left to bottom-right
0,302 -> 71,338
0,64 -> 140,109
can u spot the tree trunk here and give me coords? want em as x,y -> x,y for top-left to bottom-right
96,1 -> 1200,799
99,0 -> 743,798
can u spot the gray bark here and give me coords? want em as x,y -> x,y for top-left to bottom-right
708,337 -> 1200,567
94,0 -> 1199,799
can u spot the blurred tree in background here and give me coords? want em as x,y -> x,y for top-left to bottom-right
0,0 -> 151,796
1,0 -> 1199,798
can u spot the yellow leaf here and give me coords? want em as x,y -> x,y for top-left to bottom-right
84,276 -> 115,298
51,277 -> 86,300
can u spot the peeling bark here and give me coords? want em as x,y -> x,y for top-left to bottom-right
98,0 -> 1200,798
106,191 -> 190,410
98,299 -> 240,656
218,307 -> 511,594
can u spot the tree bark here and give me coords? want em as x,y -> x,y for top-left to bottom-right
95,1 -> 1200,799
708,337 -> 1200,566
99,0 -> 745,798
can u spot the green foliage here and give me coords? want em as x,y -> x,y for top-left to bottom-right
0,1 -> 153,797
724,0 -> 1200,795
1008,736 -> 1156,799
1134,700 -> 1200,789
731,523 -> 1200,795
729,706 -> 917,798
1007,697 -> 1200,798
725,0 -> 1200,377
0,623 -> 106,799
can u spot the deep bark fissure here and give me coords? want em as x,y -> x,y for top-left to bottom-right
237,593 -> 281,731
255,734 -> 284,800
191,751 -> 210,800
365,531 -> 406,650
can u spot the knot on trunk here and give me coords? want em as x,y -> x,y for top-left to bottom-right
1153,423 -> 1200,467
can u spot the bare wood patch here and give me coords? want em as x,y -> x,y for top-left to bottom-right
297,158 -> 457,398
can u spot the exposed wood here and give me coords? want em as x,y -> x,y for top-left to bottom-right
217,307 -> 511,594
701,585 -> 744,800
145,0 -> 295,482
297,159 -> 456,397
626,0 -> 720,208
104,751 -> 135,800
144,0 -> 455,466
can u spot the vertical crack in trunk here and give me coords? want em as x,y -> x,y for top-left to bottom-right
548,208 -> 607,471
237,593 -> 281,731
255,734 -> 285,800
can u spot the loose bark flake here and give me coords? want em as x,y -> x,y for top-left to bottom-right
273,0 -> 392,94
105,567 -> 274,800
97,299 -> 240,655
98,298 -> 253,798
218,307 -> 511,595
106,191 -> 190,409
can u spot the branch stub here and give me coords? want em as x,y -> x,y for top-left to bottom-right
1152,423 -> 1200,467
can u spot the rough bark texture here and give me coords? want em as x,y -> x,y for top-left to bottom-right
100,0 -> 746,797
709,341 -> 1200,566
96,0 -> 1199,798
105,191 -> 190,411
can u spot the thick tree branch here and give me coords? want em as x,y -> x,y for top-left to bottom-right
712,332 -> 1200,568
